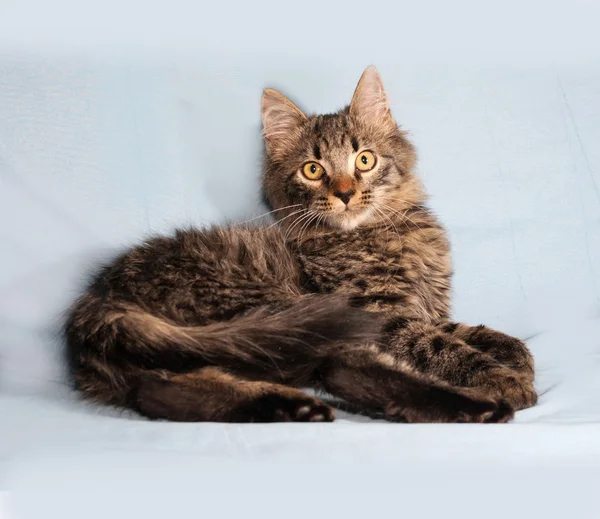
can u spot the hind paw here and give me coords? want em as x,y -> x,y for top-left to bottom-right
231,393 -> 335,423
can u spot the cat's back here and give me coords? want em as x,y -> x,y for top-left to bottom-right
84,224 -> 302,319
127,224 -> 294,273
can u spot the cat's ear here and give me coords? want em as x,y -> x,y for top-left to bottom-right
350,66 -> 394,126
261,88 -> 307,154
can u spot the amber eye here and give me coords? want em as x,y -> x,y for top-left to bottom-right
355,151 -> 377,172
302,162 -> 325,180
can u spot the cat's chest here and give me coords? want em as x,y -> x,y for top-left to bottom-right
295,230 -> 407,292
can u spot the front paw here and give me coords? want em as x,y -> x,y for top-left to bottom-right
459,325 -> 535,380
385,387 -> 514,424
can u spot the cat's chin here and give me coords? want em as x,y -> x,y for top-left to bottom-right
327,207 -> 374,231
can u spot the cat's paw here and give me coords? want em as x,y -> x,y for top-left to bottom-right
385,388 -> 514,424
231,393 -> 335,423
457,324 -> 535,379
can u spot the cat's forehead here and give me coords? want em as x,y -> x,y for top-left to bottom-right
309,111 -> 353,138
302,110 -> 368,163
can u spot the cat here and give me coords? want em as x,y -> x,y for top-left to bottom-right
64,67 -> 536,423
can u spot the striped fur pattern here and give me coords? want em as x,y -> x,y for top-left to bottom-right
64,67 -> 536,423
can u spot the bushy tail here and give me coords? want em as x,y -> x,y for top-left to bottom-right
65,293 -> 381,407
120,294 -> 379,369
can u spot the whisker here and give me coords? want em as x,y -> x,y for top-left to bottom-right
267,208 -> 307,229
285,210 -> 316,241
371,206 -> 387,237
372,204 -> 401,240
297,212 -> 321,244
315,212 -> 326,233
378,199 -> 420,230
282,212 -> 312,240
240,204 -> 302,224
289,212 -> 317,242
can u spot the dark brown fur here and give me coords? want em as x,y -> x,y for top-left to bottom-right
64,67 -> 536,423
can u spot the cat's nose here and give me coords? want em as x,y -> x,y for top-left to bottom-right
333,189 -> 356,205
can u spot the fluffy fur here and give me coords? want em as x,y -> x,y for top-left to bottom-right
64,67 -> 536,423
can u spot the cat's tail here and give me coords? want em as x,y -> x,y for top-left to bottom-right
116,293 -> 379,371
65,293 -> 381,408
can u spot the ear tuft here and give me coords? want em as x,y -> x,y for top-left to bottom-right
261,88 -> 307,153
349,66 -> 393,125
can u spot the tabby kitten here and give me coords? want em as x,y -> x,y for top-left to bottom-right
64,67 -> 536,423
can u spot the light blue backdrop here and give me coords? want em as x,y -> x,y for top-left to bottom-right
1,0 -> 599,390
3,3 -> 600,517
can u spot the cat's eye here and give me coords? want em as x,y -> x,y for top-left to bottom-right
302,162 -> 325,180
355,151 -> 377,172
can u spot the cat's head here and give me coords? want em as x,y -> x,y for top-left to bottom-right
261,66 -> 425,233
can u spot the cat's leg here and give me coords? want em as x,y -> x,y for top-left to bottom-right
317,347 -> 514,423
383,319 -> 537,411
133,367 -> 334,422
